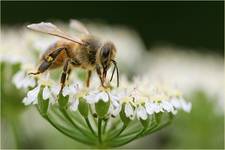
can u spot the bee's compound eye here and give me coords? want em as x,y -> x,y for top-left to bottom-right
102,47 -> 110,57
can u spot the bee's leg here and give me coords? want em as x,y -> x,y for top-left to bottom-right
60,59 -> 71,93
29,47 -> 65,75
96,65 -> 105,87
86,70 -> 92,87
66,68 -> 72,81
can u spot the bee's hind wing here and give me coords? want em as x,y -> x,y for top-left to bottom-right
69,19 -> 90,35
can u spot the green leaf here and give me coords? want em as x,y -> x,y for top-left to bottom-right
78,97 -> 89,118
58,93 -> 69,109
38,86 -> 49,116
120,103 -> 130,126
95,99 -> 110,118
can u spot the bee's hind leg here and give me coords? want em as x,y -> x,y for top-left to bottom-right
29,47 -> 65,75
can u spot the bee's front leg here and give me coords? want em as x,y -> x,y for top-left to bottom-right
60,59 -> 71,93
29,47 -> 65,75
96,65 -> 105,88
86,70 -> 92,87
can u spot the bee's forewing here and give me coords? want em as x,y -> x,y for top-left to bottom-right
69,19 -> 90,35
27,22 -> 84,44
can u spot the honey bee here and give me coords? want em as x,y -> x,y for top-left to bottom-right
27,20 -> 119,92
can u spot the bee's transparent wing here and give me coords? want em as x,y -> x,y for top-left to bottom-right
69,19 -> 90,35
27,22 -> 84,44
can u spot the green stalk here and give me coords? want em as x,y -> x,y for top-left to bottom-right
103,119 -> 108,134
89,105 -> 98,126
44,115 -> 95,145
142,119 -> 172,136
60,108 -> 95,140
85,117 -> 96,136
98,118 -> 103,144
111,128 -> 146,147
107,124 -> 126,141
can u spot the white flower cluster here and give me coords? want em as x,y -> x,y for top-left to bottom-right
13,71 -> 191,120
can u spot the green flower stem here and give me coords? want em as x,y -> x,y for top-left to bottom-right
85,117 -> 97,136
142,118 -> 173,137
89,105 -> 98,125
98,118 -> 103,144
43,115 -> 95,145
60,108 -> 95,140
67,109 -> 87,127
103,119 -> 108,134
106,119 -> 124,138
115,129 -> 138,139
107,124 -> 126,141
51,106 -> 74,125
110,128 -> 146,147
141,123 -> 158,136
141,113 -> 174,137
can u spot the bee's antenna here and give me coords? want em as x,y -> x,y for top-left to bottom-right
110,63 -> 116,82
111,60 -> 119,87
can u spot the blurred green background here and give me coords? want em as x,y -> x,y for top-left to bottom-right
1,1 -> 224,149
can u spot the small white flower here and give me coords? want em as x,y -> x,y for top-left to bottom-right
180,98 -> 192,113
13,70 -> 35,89
145,101 -> 163,115
42,86 -> 55,104
50,84 -> 61,96
125,103 -> 135,120
62,85 -> 72,97
109,95 -> 121,116
69,98 -> 79,111
160,100 -> 174,112
171,98 -> 181,109
62,83 -> 79,97
43,86 -> 51,100
61,82 -> 84,111
86,90 -> 109,104
145,101 -> 155,115
137,105 -> 148,120
23,85 -> 40,105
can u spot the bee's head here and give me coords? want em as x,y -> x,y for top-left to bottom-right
99,41 -> 116,70
97,41 -> 119,86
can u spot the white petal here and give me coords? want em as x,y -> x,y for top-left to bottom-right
110,100 -> 121,116
62,85 -> 70,96
109,93 -> 119,101
22,97 -> 30,105
51,84 -> 60,96
26,86 -> 40,104
137,105 -> 148,120
69,98 -> 79,111
85,93 -> 98,104
12,71 -> 25,89
23,77 -> 36,89
180,99 -> 192,113
154,103 -> 163,113
98,92 -> 109,102
161,101 -> 174,112
42,86 -> 51,100
172,109 -> 178,115
171,98 -> 181,109
68,84 -> 79,93
125,103 -> 134,119
145,101 -> 154,115
113,105 -> 121,116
